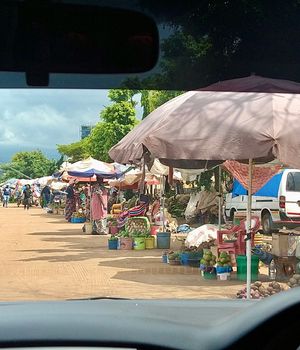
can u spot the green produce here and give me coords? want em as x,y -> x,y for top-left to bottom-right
201,252 -> 216,267
108,236 -> 118,241
217,252 -> 232,267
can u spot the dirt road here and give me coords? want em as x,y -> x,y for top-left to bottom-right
0,204 -> 250,301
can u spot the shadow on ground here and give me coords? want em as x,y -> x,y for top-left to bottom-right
18,227 -> 163,264
29,213 -> 70,224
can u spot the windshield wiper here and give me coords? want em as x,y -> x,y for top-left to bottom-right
67,296 -> 131,301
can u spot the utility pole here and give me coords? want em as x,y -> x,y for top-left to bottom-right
2,166 -> 32,180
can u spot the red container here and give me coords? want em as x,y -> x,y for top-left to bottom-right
150,225 -> 160,235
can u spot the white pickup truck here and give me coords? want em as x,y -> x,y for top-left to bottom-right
225,169 -> 300,234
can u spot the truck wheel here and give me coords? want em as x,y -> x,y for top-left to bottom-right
262,212 -> 273,235
229,209 -> 236,222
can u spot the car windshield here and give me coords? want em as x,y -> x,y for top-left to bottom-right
0,88 -> 297,302
1,1 -> 300,303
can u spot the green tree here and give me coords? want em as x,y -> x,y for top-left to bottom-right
85,101 -> 138,161
57,139 -> 89,163
0,150 -> 57,180
108,89 -> 138,106
138,1 -> 300,89
140,90 -> 183,119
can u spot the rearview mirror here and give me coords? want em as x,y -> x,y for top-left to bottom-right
0,1 -> 159,85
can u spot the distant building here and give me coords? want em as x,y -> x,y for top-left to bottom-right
81,125 -> 93,139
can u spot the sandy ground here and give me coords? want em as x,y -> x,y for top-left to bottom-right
0,204 -> 268,301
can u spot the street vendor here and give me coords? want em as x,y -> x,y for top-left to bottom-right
150,194 -> 160,222
41,184 -> 51,208
108,189 -> 118,214
65,180 -> 76,222
116,193 -> 150,229
91,178 -> 108,234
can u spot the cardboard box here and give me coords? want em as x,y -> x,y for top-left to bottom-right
272,232 -> 300,257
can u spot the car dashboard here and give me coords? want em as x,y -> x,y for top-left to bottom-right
0,288 -> 299,350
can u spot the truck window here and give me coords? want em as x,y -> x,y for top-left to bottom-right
286,172 -> 300,191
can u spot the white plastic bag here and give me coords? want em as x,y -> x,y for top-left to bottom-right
185,224 -> 218,248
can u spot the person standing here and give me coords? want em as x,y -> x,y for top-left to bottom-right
2,185 -> 11,208
91,179 -> 107,234
65,181 -> 76,222
41,184 -> 51,208
14,186 -> 22,207
23,184 -> 32,210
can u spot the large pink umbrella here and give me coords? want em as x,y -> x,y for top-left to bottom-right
109,75 -> 300,299
109,75 -> 300,169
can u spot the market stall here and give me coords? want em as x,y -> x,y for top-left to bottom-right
64,157 -> 128,233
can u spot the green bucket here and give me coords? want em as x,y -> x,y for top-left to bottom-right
236,255 -> 259,282
133,237 -> 146,250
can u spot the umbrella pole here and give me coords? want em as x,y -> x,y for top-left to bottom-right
160,175 -> 165,232
89,178 -> 92,223
218,166 -> 222,230
246,159 -> 253,300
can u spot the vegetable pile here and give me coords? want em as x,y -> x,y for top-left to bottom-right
236,281 -> 284,299
200,250 -> 217,270
182,246 -> 203,253
125,217 -> 149,236
168,251 -> 181,261
199,240 -> 216,250
71,212 -> 85,218
166,194 -> 190,218
217,252 -> 232,268
287,274 -> 300,288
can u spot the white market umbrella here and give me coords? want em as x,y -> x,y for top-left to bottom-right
67,156 -> 122,179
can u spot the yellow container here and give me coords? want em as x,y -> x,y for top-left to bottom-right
145,236 -> 155,249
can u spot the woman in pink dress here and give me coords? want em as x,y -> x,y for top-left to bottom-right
91,179 -> 108,234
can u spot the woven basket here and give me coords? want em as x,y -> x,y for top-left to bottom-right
125,216 -> 150,236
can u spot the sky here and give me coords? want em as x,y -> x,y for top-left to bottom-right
0,89 -> 143,163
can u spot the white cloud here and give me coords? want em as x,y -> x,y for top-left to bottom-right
0,89 -> 143,162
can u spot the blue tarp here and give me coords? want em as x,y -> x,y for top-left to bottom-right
232,172 -> 283,198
